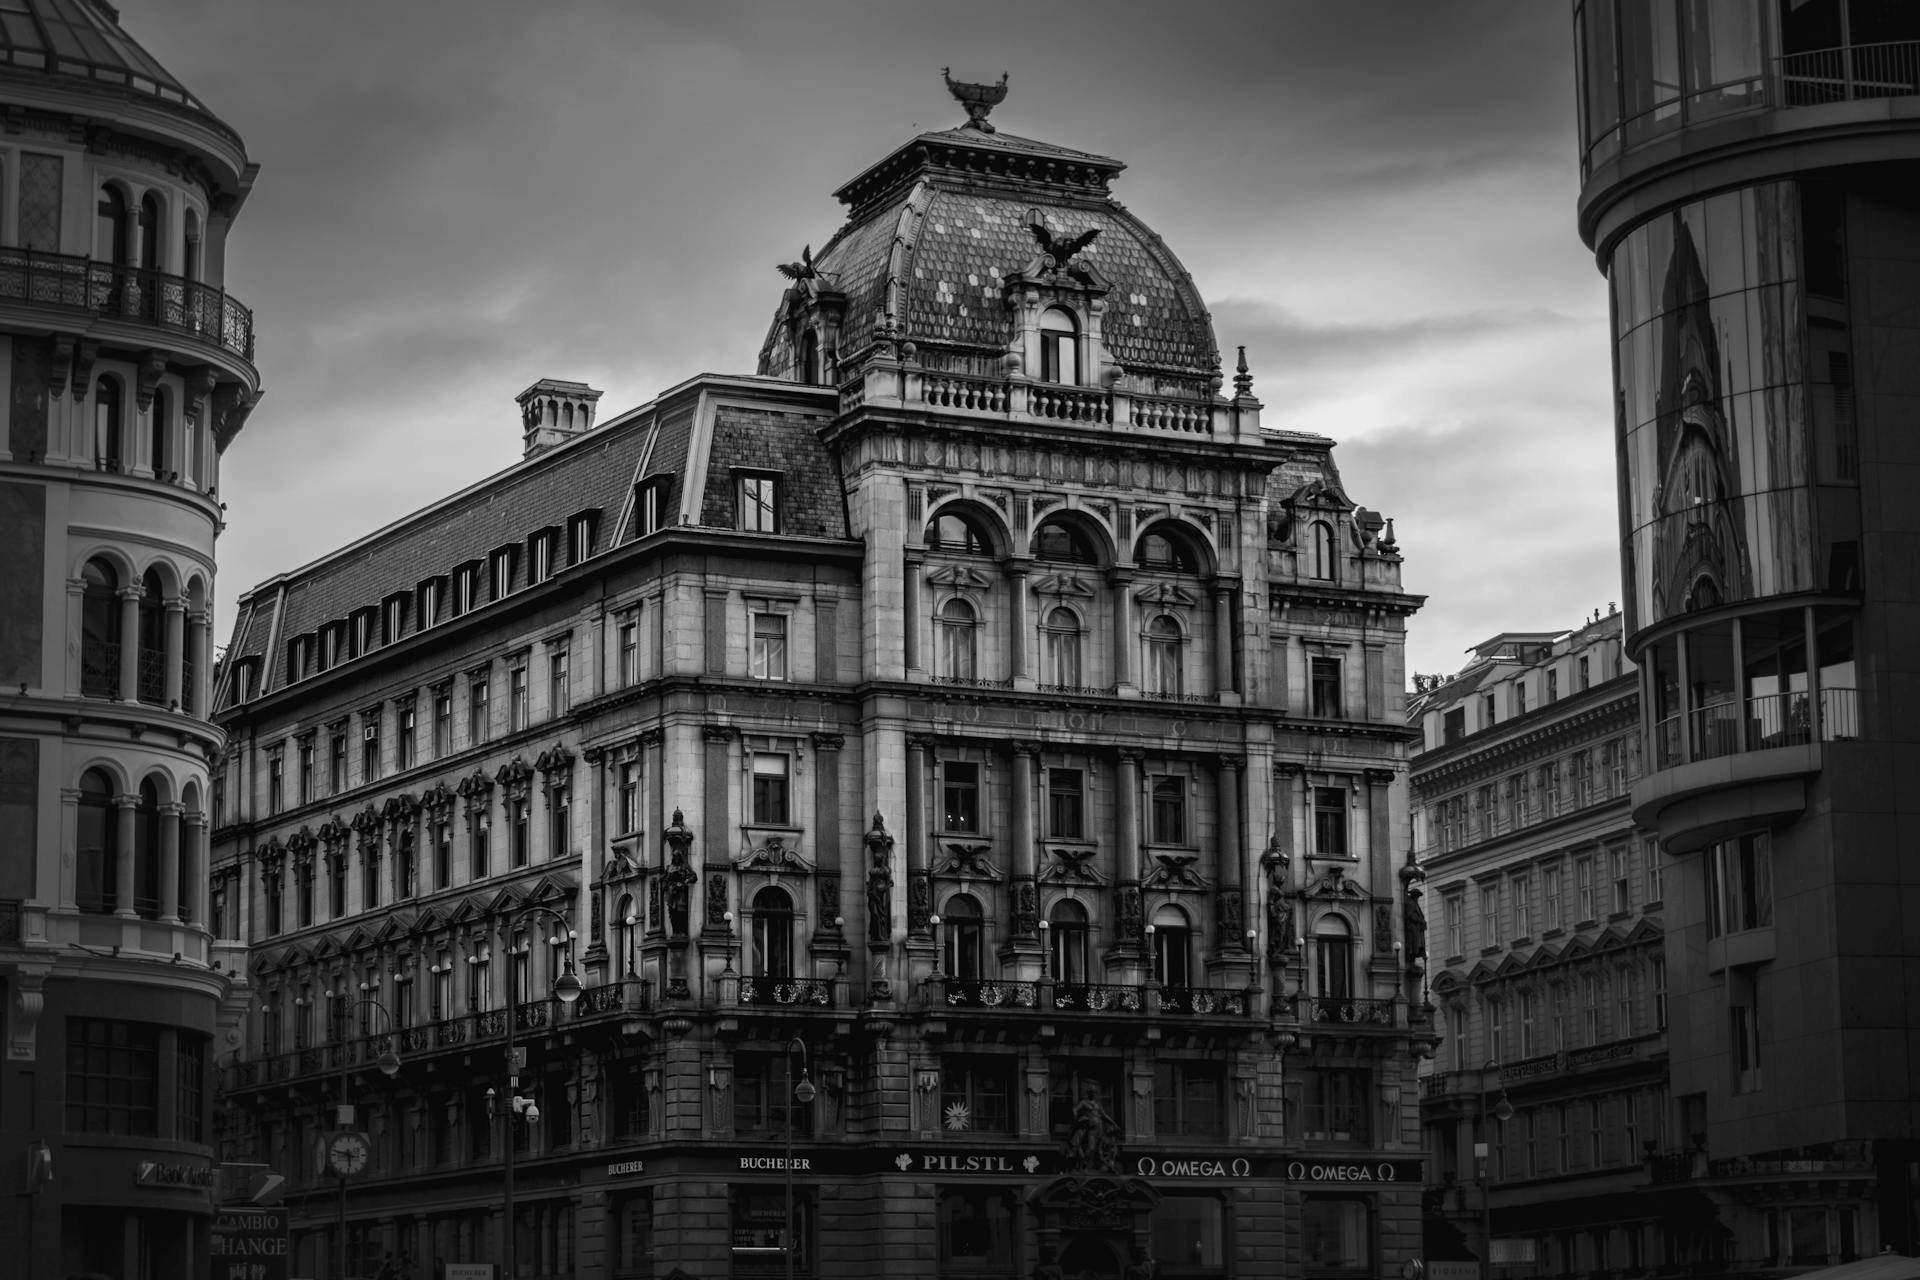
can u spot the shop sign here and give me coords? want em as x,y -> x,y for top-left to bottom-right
1285,1159 -> 1424,1184
1429,1264 -> 1480,1280
894,1152 -> 1042,1174
210,1206 -> 288,1280
607,1159 -> 647,1177
1134,1156 -> 1254,1179
136,1159 -> 216,1189
444,1267 -> 496,1280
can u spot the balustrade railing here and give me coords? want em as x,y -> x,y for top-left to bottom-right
1029,384 -> 1112,424
940,977 -> 1039,1009
922,373 -> 1010,414
1129,395 -> 1211,434
1296,995 -> 1396,1026
738,976 -> 835,1008
1052,982 -> 1144,1014
1654,686 -> 1857,772
0,250 -> 255,360
1154,986 -> 1252,1016
574,977 -> 651,1017
1779,40 -> 1920,107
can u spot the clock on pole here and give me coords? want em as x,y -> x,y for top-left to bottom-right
325,1130 -> 371,1178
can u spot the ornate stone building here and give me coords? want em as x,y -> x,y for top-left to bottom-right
212,80 -> 1427,1280
0,1 -> 261,1277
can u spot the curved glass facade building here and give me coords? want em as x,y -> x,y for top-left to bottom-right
1575,0 -> 1920,1267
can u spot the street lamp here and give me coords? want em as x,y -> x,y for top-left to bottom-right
327,993 -> 400,1280
494,904 -> 582,1280
784,1036 -> 816,1280
1476,1059 -> 1515,1279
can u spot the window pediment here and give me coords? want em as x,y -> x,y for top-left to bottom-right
1032,572 -> 1095,598
927,565 -> 995,591
1142,851 -> 1207,889
1135,583 -> 1198,608
733,829 -> 810,873
933,840 -> 1003,881
1039,843 -> 1103,885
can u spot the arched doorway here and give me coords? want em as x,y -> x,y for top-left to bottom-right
1056,1234 -> 1126,1279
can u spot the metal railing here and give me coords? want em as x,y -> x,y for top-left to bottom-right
1052,982 -> 1144,1013
0,249 -> 255,361
1300,1103 -> 1370,1143
81,640 -> 120,698
1154,985 -> 1251,1016
940,977 -> 1040,1009
137,645 -> 167,705
1779,40 -> 1920,107
737,976 -> 835,1008
1654,687 -> 1857,769
1822,686 -> 1860,740
1295,995 -> 1395,1026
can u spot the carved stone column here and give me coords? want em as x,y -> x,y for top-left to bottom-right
117,587 -> 140,700
1006,556 -> 1033,688
185,812 -> 209,930
810,732 -> 847,953
114,793 -> 137,916
701,726 -> 734,941
1110,568 -> 1135,692
903,552 -> 923,672
1212,581 -> 1237,698
1110,749 -> 1144,960
905,734 -> 932,935
1007,742 -> 1040,959
189,611 -> 211,715
163,598 -> 185,706
1213,757 -> 1247,967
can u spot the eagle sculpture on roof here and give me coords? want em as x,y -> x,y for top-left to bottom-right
776,244 -> 819,282
1029,218 -> 1101,268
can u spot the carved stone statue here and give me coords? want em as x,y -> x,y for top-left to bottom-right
663,808 -> 696,938
1404,882 -> 1428,974
865,812 -> 895,945
1065,1086 -> 1121,1173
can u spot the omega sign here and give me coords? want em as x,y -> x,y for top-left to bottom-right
1136,1157 -> 1253,1179
1287,1160 -> 1421,1184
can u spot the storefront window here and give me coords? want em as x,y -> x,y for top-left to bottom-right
731,1185 -> 812,1278
1302,1197 -> 1371,1274
938,1187 -> 1017,1272
610,1191 -> 654,1280
1151,1195 -> 1226,1275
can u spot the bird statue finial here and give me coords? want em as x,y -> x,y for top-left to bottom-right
776,244 -> 818,283
943,67 -> 1010,133
1027,215 -> 1101,278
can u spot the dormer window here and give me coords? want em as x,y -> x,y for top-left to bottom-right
383,594 -> 407,644
490,547 -> 516,600
568,511 -> 598,565
350,609 -> 377,657
320,623 -> 343,670
529,530 -> 557,584
418,577 -> 444,629
453,562 -> 480,616
738,472 -> 781,533
1039,307 -> 1077,384
636,477 -> 672,536
799,329 -> 822,386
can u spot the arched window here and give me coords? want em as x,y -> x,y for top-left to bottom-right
183,208 -> 201,281
799,330 -> 821,386
1032,521 -> 1097,564
1039,307 -> 1077,384
94,376 -> 122,473
77,768 -> 117,913
137,570 -> 165,705
941,895 -> 984,979
150,385 -> 171,480
616,895 -> 638,975
927,512 -> 991,555
1143,614 -> 1184,698
81,559 -> 121,698
96,185 -> 130,264
1150,905 -> 1191,989
1048,899 -> 1089,984
751,885 -> 794,980
937,598 -> 978,681
138,192 -> 161,272
1314,915 -> 1354,1002
1310,521 -> 1336,581
1139,530 -> 1199,571
134,778 -> 162,919
1042,607 -> 1082,688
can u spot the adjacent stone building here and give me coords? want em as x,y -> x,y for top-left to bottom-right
0,1 -> 261,1277
212,81 -> 1428,1280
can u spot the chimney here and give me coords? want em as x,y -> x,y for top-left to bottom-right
516,379 -> 604,457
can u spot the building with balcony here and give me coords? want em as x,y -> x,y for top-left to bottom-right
1572,0 -> 1920,1265
209,79 -> 1430,1280
0,1 -> 262,1277
1411,615 -> 1691,1277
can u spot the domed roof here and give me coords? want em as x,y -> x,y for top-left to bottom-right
0,0 -> 208,113
759,85 -> 1219,386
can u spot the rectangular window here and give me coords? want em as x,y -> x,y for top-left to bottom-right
1151,775 -> 1187,845
1444,894 -> 1462,958
531,531 -> 554,583
296,866 -> 313,927
1510,873 -> 1532,941
1645,839 -> 1664,904
1046,767 -> 1084,839
1481,691 -> 1496,727
509,662 -> 529,732
940,1057 -> 1015,1134
1578,655 -> 1591,690
328,855 -> 345,918
1155,1061 -> 1226,1138
66,1019 -> 161,1135
268,756 -> 284,815
510,798 -> 530,868
734,1052 -> 814,1137
433,820 -> 452,890
549,784 -> 571,857
943,762 -> 980,833
1582,975 -> 1599,1045
454,564 -> 478,615
1617,970 -> 1635,1037
1548,669 -> 1559,702
1443,706 -> 1466,744
434,689 -> 453,757
549,645 -> 570,718
174,1032 -> 206,1143
472,812 -> 491,880
1487,997 -> 1504,1061
752,753 -> 790,826
1303,1068 -> 1371,1143
1651,953 -> 1668,1030
738,473 -> 779,533
468,674 -> 490,746
361,717 -> 380,783
1544,865 -> 1563,932
1301,1197 -> 1370,1273
1611,847 -> 1630,914
617,760 -> 640,835
1576,857 -> 1595,922
731,1186 -> 813,1270
1479,884 -> 1498,948
1313,786 -> 1347,857
297,741 -> 313,805
570,513 -> 593,564
397,704 -> 416,771
1706,832 -> 1773,938
639,481 -> 663,535
1519,990 -> 1536,1057
363,851 -> 380,910
751,613 -> 788,680
939,1187 -> 1018,1270
1310,656 -> 1343,718
619,615 -> 639,686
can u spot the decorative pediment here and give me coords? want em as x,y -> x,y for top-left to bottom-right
1465,958 -> 1498,984
420,783 -> 455,814
1141,851 -> 1206,889
286,826 -> 316,855
414,908 -> 447,936
1623,916 -> 1664,945
1305,865 -> 1367,900
374,914 -> 414,944
734,832 -> 810,873
278,942 -> 310,968
341,926 -> 375,952
1429,970 -> 1465,995
349,805 -> 381,834
381,793 -> 420,822
1134,582 -> 1198,609
933,841 -> 1002,881
456,769 -> 494,799
1529,943 -> 1562,968
1285,478 -> 1355,513
444,899 -> 481,927
496,758 -> 534,792
1039,845 -> 1103,885
604,846 -> 643,883
1032,572 -> 1095,598
926,565 -> 995,591
310,935 -> 339,961
1493,952 -> 1529,979
536,743 -> 576,776
317,816 -> 349,846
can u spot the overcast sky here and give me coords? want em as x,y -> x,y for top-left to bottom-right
138,0 -> 1617,682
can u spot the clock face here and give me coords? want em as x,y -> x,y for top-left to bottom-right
328,1132 -> 369,1176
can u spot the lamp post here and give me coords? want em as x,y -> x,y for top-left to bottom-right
784,1036 -> 816,1280
492,905 -> 583,1280
1476,1059 -> 1515,1280
328,993 -> 400,1280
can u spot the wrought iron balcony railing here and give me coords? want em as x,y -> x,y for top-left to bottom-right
1051,981 -> 1145,1014
1295,995 -> 1396,1026
81,640 -> 120,698
0,249 -> 255,361
1779,40 -> 1920,106
1654,687 -> 1857,770
941,977 -> 1040,1009
737,976 -> 835,1008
